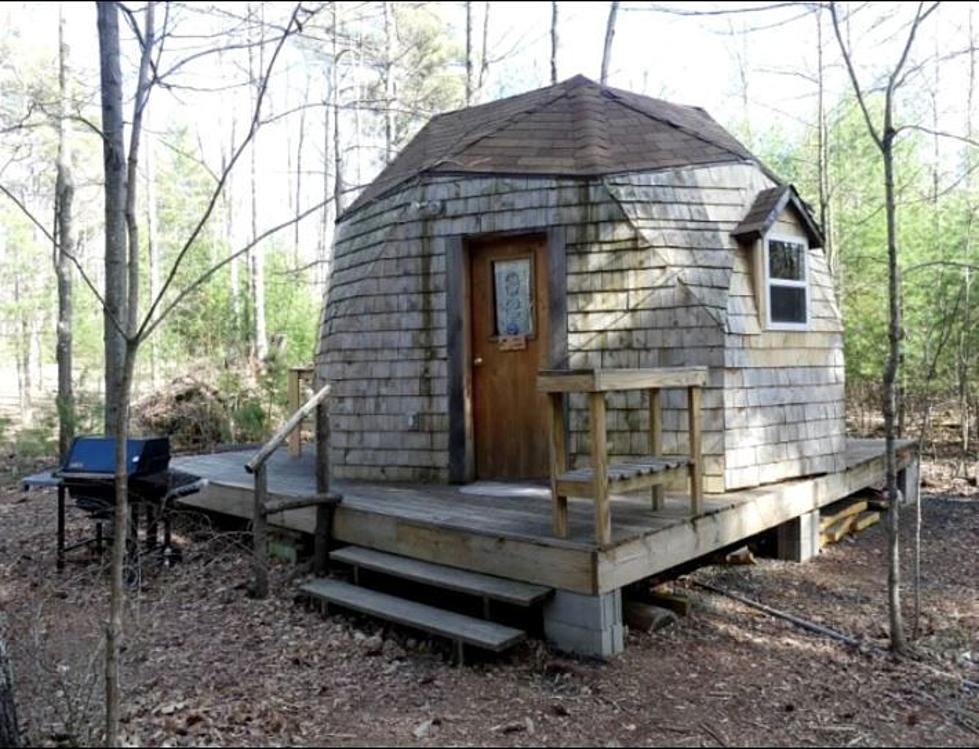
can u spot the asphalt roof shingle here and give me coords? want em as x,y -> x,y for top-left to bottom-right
343,74 -> 756,217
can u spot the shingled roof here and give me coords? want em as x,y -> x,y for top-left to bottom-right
344,74 -> 756,217
732,184 -> 824,248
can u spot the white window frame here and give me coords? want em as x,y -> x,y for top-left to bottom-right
762,233 -> 810,331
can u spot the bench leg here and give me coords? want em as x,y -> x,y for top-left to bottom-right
589,392 -> 611,546
548,392 -> 569,538
687,385 -> 703,515
649,388 -> 664,510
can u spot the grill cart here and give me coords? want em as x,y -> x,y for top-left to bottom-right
21,436 -> 205,574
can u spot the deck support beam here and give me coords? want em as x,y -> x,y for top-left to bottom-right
543,589 -> 624,658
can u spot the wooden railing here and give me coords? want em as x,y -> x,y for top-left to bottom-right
245,382 -> 341,598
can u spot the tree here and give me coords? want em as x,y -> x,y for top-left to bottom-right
829,0 -> 940,654
551,1 -> 559,84
54,3 -> 75,459
88,4 -> 322,743
97,1 -> 128,434
601,1 -> 619,84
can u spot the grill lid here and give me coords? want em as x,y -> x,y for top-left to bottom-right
59,436 -> 171,476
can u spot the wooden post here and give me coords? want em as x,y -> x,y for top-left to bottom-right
687,385 -> 703,515
589,392 -> 611,546
313,400 -> 331,576
252,463 -> 269,598
287,368 -> 302,457
648,388 -> 664,510
548,392 -> 569,538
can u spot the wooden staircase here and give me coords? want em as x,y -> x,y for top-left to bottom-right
299,546 -> 553,663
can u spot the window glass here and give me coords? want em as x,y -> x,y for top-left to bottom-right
492,258 -> 534,336
769,285 -> 807,324
768,239 -> 805,281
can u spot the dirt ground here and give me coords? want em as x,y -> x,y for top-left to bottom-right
1,458 -> 977,747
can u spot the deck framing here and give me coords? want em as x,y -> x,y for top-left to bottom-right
174,439 -> 915,596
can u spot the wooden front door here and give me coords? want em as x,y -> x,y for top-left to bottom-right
470,234 -> 550,479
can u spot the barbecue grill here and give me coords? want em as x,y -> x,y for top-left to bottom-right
21,435 -> 206,572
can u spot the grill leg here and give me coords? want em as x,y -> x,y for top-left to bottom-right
146,503 -> 159,553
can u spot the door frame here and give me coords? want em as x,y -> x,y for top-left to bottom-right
446,226 -> 568,483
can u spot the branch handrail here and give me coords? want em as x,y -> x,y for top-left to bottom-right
245,382 -> 331,474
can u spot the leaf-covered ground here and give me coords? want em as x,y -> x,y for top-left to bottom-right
1,458 -> 977,747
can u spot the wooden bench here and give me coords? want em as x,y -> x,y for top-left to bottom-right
537,367 -> 708,546
299,578 -> 526,661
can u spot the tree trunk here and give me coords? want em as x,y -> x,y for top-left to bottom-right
331,5 -> 345,217
98,1 -> 128,433
600,1 -> 619,85
294,71 -> 309,265
247,4 -> 268,362
55,3 -> 75,459
145,122 -> 160,387
550,1 -> 559,85
465,2 -> 473,105
0,620 -> 18,749
105,341 -> 137,747
125,3 -> 154,344
382,1 -> 394,163
882,132 -> 907,654
477,1 -> 490,95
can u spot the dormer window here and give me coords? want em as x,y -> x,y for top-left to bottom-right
764,235 -> 808,329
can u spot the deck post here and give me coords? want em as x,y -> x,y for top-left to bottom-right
548,392 -> 569,538
648,388 -> 664,510
314,400 -> 332,576
252,463 -> 269,598
687,385 -> 703,515
589,392 -> 611,546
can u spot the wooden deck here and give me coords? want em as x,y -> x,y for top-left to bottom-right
173,438 -> 916,596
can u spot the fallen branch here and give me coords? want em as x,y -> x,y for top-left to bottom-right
692,580 -> 979,692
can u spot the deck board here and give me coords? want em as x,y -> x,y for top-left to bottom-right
173,438 -> 916,595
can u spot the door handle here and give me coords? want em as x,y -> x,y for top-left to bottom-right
473,357 -> 484,367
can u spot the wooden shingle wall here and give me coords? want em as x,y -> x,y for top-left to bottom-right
723,209 -> 846,489
316,162 -> 846,492
317,175 -> 658,482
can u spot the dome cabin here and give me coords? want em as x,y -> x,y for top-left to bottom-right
316,75 -> 844,494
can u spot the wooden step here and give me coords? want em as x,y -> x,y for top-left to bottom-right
330,546 -> 552,606
299,578 -> 526,652
556,455 -> 689,495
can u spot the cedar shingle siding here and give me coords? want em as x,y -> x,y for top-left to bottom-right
316,77 -> 846,492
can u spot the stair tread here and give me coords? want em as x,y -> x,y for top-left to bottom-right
300,578 -> 526,651
330,546 -> 552,606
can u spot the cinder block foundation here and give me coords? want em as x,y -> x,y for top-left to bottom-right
543,589 -> 624,658
776,508 -> 820,562
897,456 -> 921,505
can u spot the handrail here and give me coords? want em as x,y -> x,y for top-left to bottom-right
245,382 -> 332,474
